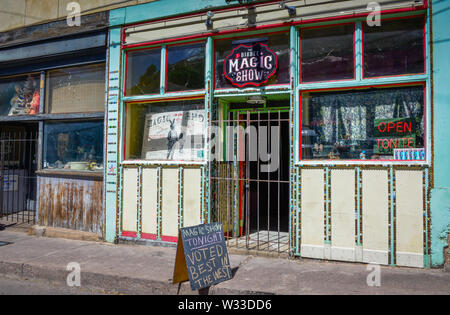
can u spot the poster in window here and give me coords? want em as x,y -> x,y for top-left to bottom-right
141,109 -> 205,161
0,75 -> 40,116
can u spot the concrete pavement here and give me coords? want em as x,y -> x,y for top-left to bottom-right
0,230 -> 449,295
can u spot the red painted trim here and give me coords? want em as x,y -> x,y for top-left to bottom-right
239,157 -> 244,237
124,47 -> 164,98
161,235 -> 178,243
141,233 -> 158,240
121,231 -> 137,238
299,22 -> 356,84
166,39 -> 206,48
298,82 -> 427,162
222,43 -> 278,88
164,41 -> 207,93
124,25 -> 291,49
214,83 -> 290,92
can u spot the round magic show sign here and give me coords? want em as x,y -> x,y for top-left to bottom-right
223,42 -> 278,88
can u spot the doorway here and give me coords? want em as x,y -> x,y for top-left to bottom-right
211,100 -> 290,254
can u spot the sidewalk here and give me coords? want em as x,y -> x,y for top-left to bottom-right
0,230 -> 449,295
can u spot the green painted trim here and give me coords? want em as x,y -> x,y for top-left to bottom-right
228,107 -> 290,113
104,27 -> 122,243
160,45 -> 166,95
355,22 -> 363,81
122,91 -> 206,102
356,167 -> 361,246
389,166 -> 395,266
297,75 -> 428,92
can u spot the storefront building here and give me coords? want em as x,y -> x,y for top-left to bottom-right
0,13 -> 108,235
105,0 -> 449,268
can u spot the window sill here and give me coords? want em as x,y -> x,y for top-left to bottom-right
121,160 -> 207,167
36,169 -> 103,179
295,160 -> 430,167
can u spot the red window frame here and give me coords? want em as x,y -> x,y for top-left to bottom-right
298,82 -> 427,162
164,40 -> 207,94
124,46 -> 162,97
361,14 -> 427,79
299,22 -> 356,84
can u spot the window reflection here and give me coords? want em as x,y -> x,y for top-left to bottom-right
166,43 -> 205,92
126,48 -> 161,96
301,24 -> 355,82
363,18 -> 425,78
43,121 -> 104,171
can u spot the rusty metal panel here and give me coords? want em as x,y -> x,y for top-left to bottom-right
38,175 -> 103,235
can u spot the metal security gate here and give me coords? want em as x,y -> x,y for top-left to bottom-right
211,105 -> 290,254
0,128 -> 37,224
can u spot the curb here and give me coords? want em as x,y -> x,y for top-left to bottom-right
28,225 -> 103,242
0,260 -> 272,295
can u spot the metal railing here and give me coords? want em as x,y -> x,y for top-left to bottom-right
210,110 -> 290,254
0,131 -> 37,225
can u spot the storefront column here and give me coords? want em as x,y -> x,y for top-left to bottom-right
104,27 -> 122,243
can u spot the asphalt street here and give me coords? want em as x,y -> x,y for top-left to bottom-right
0,275 -> 111,295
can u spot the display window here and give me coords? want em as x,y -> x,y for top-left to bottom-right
43,120 -> 104,171
46,64 -> 105,114
0,74 -> 41,116
166,42 -> 206,92
214,32 -> 290,89
125,98 -> 205,162
300,24 -> 355,83
125,48 -> 161,96
300,85 -> 425,161
363,17 -> 425,78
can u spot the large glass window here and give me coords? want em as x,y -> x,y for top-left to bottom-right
43,121 -> 104,171
0,74 -> 41,116
125,99 -> 205,161
300,24 -> 355,82
166,43 -> 205,92
46,64 -> 105,113
126,48 -> 161,96
215,32 -> 290,89
301,85 -> 425,161
363,18 -> 425,78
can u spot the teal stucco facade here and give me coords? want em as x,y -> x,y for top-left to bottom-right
431,0 -> 450,267
104,0 -> 449,268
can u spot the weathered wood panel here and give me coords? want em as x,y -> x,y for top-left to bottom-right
38,175 -> 103,235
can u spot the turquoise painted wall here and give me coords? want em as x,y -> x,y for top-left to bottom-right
431,0 -> 450,267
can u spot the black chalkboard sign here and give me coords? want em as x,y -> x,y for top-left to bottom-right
172,222 -> 232,291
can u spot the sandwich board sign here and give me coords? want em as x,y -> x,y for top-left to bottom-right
172,222 -> 232,291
